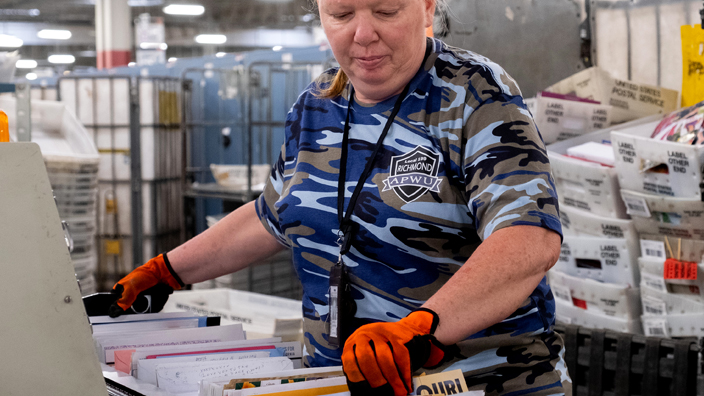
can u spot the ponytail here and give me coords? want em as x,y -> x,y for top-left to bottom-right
316,68 -> 349,99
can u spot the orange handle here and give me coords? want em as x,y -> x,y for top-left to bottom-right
0,110 -> 8,143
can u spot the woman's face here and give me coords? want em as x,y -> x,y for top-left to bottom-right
318,0 -> 435,103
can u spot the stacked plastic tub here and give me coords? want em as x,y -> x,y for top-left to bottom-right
610,113 -> 704,339
0,97 -> 100,295
545,117 -> 665,334
48,161 -> 99,295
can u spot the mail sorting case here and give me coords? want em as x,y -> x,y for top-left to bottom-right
555,324 -> 702,396
180,63 -> 326,299
59,76 -> 183,290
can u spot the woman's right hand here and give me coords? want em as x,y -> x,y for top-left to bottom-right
108,253 -> 184,317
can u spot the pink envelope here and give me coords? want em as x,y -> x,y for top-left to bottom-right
114,349 -> 136,374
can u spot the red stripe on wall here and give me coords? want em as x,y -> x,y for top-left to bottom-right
97,50 -> 131,69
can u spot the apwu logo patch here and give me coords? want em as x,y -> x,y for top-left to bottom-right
382,146 -> 442,203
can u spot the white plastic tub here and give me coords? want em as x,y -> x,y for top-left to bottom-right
548,270 -> 641,320
210,164 -> 271,191
621,190 -> 704,241
555,235 -> 639,286
555,299 -> 642,334
546,116 -> 662,218
611,119 -> 704,200
162,288 -> 303,342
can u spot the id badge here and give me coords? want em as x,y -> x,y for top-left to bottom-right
328,262 -> 345,348
328,261 -> 357,348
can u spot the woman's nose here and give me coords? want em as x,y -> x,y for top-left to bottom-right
353,14 -> 379,46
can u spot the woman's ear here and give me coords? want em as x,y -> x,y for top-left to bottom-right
424,0 -> 437,29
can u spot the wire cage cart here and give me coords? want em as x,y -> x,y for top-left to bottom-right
180,61 -> 325,299
58,75 -> 183,290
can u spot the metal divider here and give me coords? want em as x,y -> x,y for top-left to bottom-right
58,75 -> 183,290
180,62 -> 323,299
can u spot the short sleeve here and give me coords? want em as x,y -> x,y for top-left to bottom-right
462,71 -> 562,241
255,143 -> 291,248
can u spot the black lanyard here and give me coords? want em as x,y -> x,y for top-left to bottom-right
336,82 -> 411,260
327,82 -> 411,349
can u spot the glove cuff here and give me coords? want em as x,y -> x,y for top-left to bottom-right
161,252 -> 185,288
411,308 -> 440,335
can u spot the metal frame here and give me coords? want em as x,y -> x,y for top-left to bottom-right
58,75 -> 183,289
180,67 -> 250,204
179,61 -> 324,299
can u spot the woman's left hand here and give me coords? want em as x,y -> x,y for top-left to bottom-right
342,309 -> 448,396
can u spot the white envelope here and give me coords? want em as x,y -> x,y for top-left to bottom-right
138,351 -> 272,385
155,357 -> 293,394
97,324 -> 245,363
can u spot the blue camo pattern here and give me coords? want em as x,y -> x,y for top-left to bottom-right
256,38 -> 570,395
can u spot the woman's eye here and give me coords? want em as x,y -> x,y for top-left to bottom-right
332,12 -> 352,20
378,10 -> 398,17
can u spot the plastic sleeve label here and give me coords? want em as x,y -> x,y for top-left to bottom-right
622,194 -> 651,218
642,297 -> 667,316
552,284 -> 573,304
641,272 -> 668,292
640,240 -> 666,260
643,317 -> 669,338
329,286 -> 338,337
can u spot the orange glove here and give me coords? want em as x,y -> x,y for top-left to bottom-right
342,308 -> 451,396
109,253 -> 184,317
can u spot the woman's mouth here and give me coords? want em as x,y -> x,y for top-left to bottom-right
355,56 -> 385,68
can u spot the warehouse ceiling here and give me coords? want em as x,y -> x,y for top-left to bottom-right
0,0 -> 321,74
0,0 -> 317,27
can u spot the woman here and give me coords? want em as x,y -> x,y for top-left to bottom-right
111,0 -> 571,394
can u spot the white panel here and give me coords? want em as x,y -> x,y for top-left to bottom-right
113,78 -> 131,125
0,143 -> 108,396
95,78 -> 113,125
596,7 -> 630,81
59,79 -> 76,116
660,3 -> 689,91
140,80 -> 155,125
689,2 -> 702,25
629,6 -> 658,85
98,182 -> 155,236
77,78 -> 95,126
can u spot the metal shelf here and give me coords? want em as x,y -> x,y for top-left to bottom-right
184,182 -> 261,202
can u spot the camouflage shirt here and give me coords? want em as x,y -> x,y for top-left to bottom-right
256,38 -> 569,394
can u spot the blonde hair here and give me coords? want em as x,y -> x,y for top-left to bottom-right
314,0 -> 447,100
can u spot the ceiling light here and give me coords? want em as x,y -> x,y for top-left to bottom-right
168,57 -> 177,62
195,34 -> 226,45
37,29 -> 72,40
128,0 -> 163,6
26,73 -> 37,81
139,42 -> 168,50
48,54 -> 75,64
0,34 -> 23,48
0,9 -> 40,16
272,46 -> 283,51
16,60 -> 37,69
216,52 -> 227,57
128,62 -> 136,67
163,4 -> 204,15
